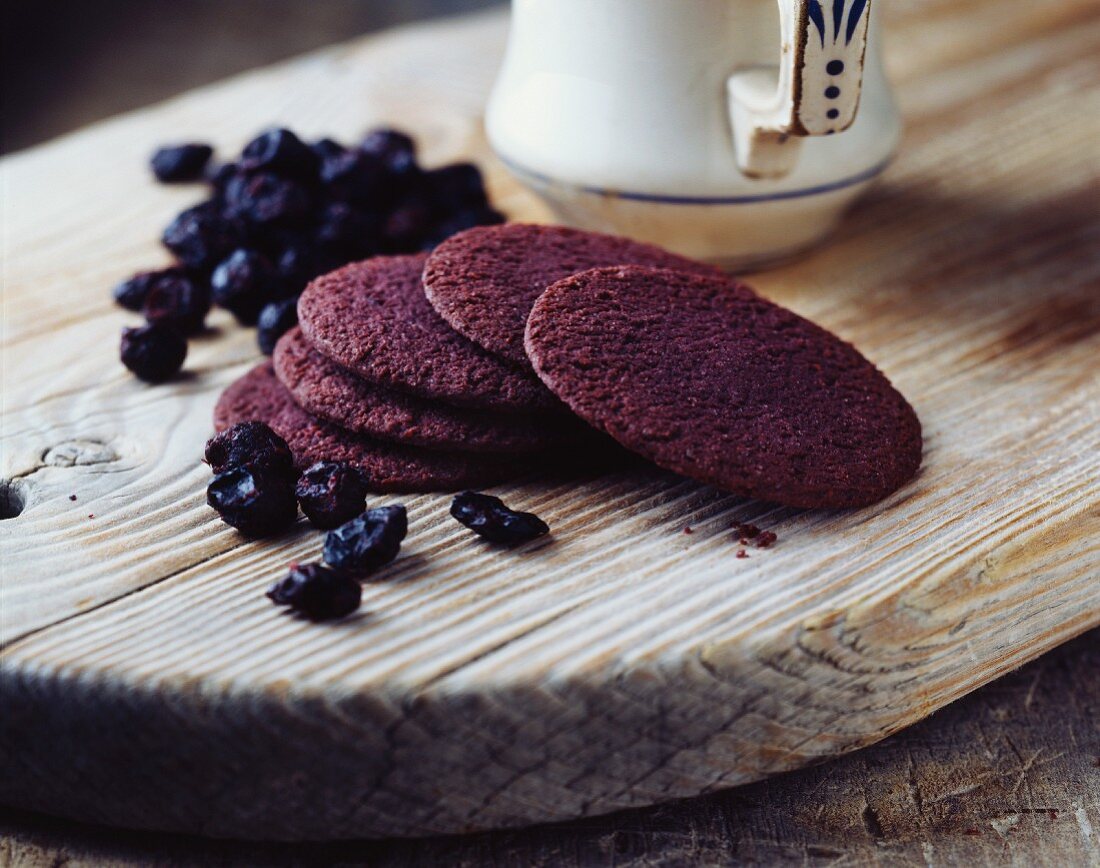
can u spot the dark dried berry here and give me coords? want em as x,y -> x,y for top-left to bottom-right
239,127 -> 319,180
267,563 -> 361,621
425,163 -> 489,211
314,202 -> 378,256
210,248 -> 281,324
323,505 -> 407,576
161,202 -> 243,270
310,138 -> 347,162
450,491 -> 549,545
383,197 -> 434,251
257,296 -> 300,355
361,128 -> 418,177
204,420 -> 294,476
225,172 -> 312,226
207,464 -> 297,537
207,162 -> 238,190
296,461 -> 369,529
319,149 -> 386,203
142,272 -> 211,335
120,324 -> 187,383
275,244 -> 315,289
112,267 -> 185,311
276,244 -> 340,291
151,143 -> 213,183
421,207 -> 506,250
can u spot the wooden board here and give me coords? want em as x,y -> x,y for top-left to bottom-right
1,0 -> 1098,841
3,629 -> 1097,865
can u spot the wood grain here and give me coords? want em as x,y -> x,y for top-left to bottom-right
2,0 -> 1099,840
2,628 -> 1096,866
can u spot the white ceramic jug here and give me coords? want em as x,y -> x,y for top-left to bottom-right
486,0 -> 900,267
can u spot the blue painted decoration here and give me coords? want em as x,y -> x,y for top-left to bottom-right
807,0 -> 869,46
846,0 -> 868,44
807,1 -> 826,48
832,0 -> 846,38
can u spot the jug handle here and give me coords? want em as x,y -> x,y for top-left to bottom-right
727,0 -> 872,178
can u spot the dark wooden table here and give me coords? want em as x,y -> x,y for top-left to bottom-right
4,627 -> 1097,865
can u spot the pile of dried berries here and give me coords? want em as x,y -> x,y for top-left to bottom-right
202,430 -> 552,622
116,127 -> 504,382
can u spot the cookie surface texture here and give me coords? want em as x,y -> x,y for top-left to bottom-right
298,254 -> 560,413
423,224 -> 720,364
524,266 -> 923,508
273,327 -> 585,454
214,364 -> 540,492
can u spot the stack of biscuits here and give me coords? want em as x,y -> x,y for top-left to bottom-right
216,224 -> 922,508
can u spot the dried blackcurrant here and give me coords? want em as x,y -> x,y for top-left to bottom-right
112,267 -> 186,312
151,143 -> 213,183
425,163 -> 489,211
383,196 -> 434,251
256,296 -> 300,355
267,563 -> 361,621
210,248 -> 281,324
323,505 -> 407,576
296,461 -> 369,529
361,128 -> 418,177
204,421 -> 294,476
207,464 -> 297,537
314,202 -> 377,256
310,138 -> 347,162
161,202 -> 243,270
275,244 -> 339,291
239,127 -> 319,180
119,324 -> 187,383
142,272 -> 211,335
225,172 -> 312,226
319,149 -> 386,203
450,491 -> 549,545
207,162 -> 238,191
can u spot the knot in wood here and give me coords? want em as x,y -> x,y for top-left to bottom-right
42,439 -> 118,468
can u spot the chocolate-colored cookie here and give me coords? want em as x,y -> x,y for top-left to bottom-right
525,266 -> 922,509
423,224 -> 720,365
214,364 -> 542,492
298,254 -> 561,413
273,327 -> 589,454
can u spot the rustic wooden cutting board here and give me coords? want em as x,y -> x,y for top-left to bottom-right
2,0 -> 1098,842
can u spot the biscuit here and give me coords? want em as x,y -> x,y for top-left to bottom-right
214,364 -> 542,492
273,327 -> 588,454
423,224 -> 719,364
298,254 -> 561,413
524,266 -> 922,508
